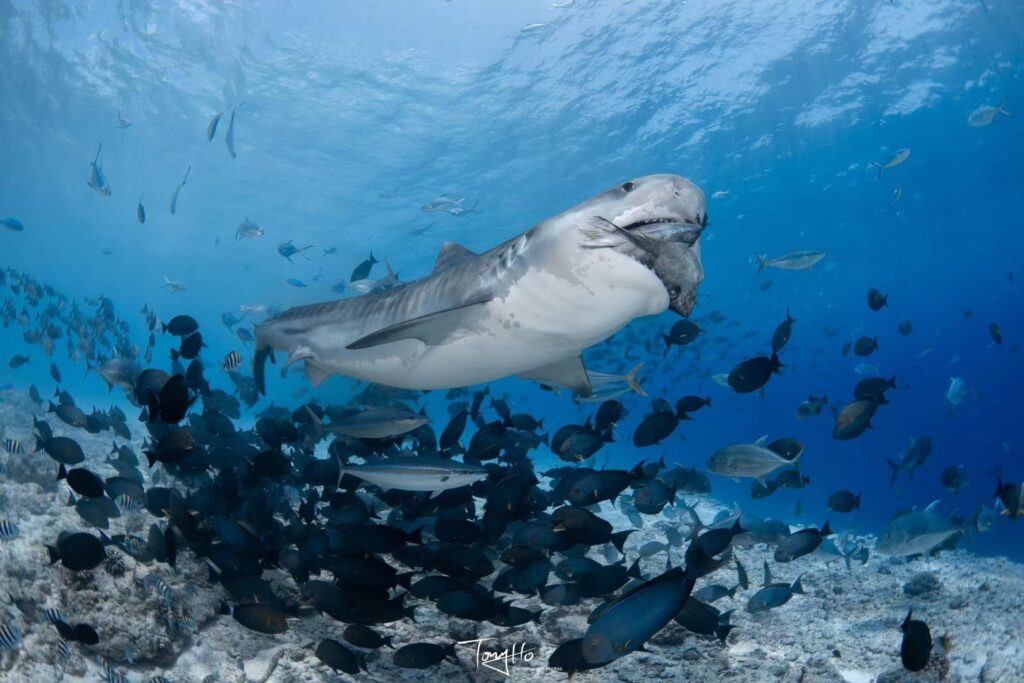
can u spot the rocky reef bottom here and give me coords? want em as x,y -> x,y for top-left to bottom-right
1,387 -> 1021,682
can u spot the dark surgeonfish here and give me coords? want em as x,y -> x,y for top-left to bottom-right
746,561 -> 804,613
770,308 -> 795,353
727,352 -> 782,393
581,567 -> 696,666
900,610 -> 932,672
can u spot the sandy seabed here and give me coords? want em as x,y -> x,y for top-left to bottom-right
0,387 -> 1021,683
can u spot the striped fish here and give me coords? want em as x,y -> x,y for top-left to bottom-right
0,621 -> 22,649
220,350 -> 243,372
104,660 -> 131,683
118,535 -> 147,557
170,615 -> 197,634
41,607 -> 67,625
145,575 -> 173,604
2,438 -> 22,455
118,494 -> 140,511
56,637 -> 72,660
0,520 -> 19,540
149,677 -> 172,683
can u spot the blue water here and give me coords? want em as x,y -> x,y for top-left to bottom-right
2,0 -> 1023,564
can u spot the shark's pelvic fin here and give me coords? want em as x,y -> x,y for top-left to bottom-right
518,355 -> 592,396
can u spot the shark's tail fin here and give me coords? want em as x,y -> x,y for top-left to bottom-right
624,363 -> 646,397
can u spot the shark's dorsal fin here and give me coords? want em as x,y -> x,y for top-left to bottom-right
518,356 -> 592,396
432,242 -> 477,273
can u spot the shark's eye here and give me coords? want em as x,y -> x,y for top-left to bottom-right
622,182 -> 635,192
669,286 -> 681,297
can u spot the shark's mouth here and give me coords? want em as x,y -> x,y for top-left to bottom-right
620,213 -> 707,233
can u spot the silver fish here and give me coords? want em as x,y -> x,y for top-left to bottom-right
755,250 -> 825,273
337,455 -> 487,497
327,407 -> 427,439
870,148 -> 910,179
967,102 -> 1010,127
708,436 -> 802,483
875,501 -> 958,556
225,108 -> 237,159
170,166 -> 190,215
87,144 -> 111,196
207,111 -> 224,140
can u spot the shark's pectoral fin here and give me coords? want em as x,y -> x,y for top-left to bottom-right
518,356 -> 592,396
346,296 -> 493,350
304,360 -> 332,387
432,242 -> 478,273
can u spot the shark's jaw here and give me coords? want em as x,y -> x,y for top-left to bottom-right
572,174 -> 707,316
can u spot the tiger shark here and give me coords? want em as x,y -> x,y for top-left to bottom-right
254,174 -> 707,397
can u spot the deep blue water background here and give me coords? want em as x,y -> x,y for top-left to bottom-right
2,0 -> 1022,559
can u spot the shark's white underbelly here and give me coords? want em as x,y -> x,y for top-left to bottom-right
327,250 -> 668,389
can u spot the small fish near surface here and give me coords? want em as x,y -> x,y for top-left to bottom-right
225,107 -> 238,158
1,217 -> 25,232
207,110 -> 224,140
421,196 -> 478,216
871,148 -> 910,179
169,166 -> 190,215
236,218 -> 264,240
278,240 -> 314,262
87,144 -> 111,196
755,250 -> 824,273
351,253 -> 380,282
966,102 -> 1011,127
